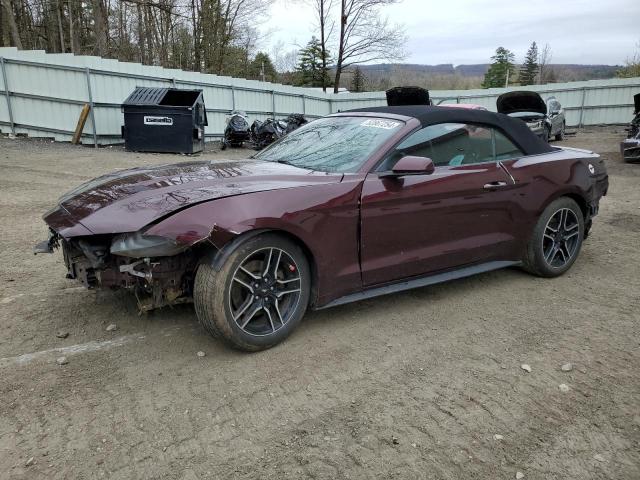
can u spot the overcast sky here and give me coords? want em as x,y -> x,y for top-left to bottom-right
263,0 -> 640,65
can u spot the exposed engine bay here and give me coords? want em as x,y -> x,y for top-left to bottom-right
39,230 -> 202,312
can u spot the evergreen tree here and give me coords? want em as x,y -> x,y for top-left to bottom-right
519,42 -> 539,85
350,66 -> 366,92
482,47 -> 516,88
295,37 -> 332,87
248,52 -> 277,82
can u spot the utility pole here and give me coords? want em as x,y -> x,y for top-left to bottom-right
261,61 -> 265,83
505,68 -> 510,88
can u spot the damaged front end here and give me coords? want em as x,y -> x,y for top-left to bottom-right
35,229 -> 208,312
621,134 -> 640,163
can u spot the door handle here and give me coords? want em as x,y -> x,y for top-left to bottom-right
483,181 -> 508,190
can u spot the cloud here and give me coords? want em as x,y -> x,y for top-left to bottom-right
263,0 -> 640,65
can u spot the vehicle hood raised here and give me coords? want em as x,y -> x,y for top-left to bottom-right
497,91 -> 547,116
45,159 -> 343,236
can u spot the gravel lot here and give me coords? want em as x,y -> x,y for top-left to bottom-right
1,128 -> 639,480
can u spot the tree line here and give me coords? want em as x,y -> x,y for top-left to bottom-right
1,0 -> 635,92
0,0 -> 405,91
482,42 -> 556,88
482,40 -> 639,88
0,0 -> 279,77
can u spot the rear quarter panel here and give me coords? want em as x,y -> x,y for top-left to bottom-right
501,147 -> 607,250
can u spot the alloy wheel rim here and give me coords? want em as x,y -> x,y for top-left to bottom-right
228,247 -> 302,336
542,208 -> 580,268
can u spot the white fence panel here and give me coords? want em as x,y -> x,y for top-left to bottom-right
0,47 -> 638,146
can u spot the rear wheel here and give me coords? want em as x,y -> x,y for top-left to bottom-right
522,197 -> 584,277
194,233 -> 311,351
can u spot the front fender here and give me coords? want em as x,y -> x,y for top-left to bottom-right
144,180 -> 365,307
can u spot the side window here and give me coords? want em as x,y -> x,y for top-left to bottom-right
380,123 -> 521,170
494,130 -> 523,161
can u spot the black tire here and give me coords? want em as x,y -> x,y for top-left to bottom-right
194,233 -> 311,351
522,197 -> 585,278
555,122 -> 566,141
543,125 -> 551,143
220,139 -> 227,151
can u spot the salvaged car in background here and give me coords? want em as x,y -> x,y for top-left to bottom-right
621,132 -> 640,163
497,91 -> 565,142
386,86 -> 430,106
626,93 -> 640,139
620,93 -> 640,163
545,96 -> 567,140
36,106 -> 608,351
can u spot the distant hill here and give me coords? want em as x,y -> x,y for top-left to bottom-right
356,63 -> 620,81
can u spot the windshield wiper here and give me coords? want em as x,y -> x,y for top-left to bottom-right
268,158 -> 296,166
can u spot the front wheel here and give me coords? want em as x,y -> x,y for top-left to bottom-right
522,197 -> 585,277
555,122 -> 566,141
194,234 -> 311,351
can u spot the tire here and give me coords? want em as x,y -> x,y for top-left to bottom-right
555,122 -> 566,141
543,126 -> 551,143
220,139 -> 227,151
522,197 -> 585,278
194,233 -> 311,351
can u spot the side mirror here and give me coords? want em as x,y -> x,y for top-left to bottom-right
381,156 -> 435,178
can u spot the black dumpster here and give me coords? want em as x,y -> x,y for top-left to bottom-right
386,86 -> 430,106
121,87 -> 208,153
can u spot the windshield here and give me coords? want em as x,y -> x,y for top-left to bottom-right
254,116 -> 404,173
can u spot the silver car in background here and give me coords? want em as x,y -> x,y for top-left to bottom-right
497,91 -> 566,142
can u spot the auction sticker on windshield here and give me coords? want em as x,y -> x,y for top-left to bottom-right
361,119 -> 401,129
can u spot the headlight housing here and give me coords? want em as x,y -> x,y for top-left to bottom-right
110,232 -> 187,258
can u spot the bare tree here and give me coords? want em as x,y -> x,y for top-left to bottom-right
271,40 -> 299,73
0,0 -> 277,78
1,0 -> 23,48
616,40 -> 640,78
304,0 -> 335,91
334,0 -> 405,93
538,43 -> 552,84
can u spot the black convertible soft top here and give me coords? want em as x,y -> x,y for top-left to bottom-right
345,105 -> 554,156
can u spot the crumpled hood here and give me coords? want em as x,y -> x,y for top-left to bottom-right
45,159 -> 342,236
497,91 -> 547,116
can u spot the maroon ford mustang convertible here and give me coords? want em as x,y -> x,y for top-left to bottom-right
36,106 -> 609,351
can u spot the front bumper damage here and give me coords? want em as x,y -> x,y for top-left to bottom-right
35,230 -> 202,312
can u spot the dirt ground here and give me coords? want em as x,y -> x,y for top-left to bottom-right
0,128 -> 638,480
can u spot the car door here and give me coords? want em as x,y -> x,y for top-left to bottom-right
360,122 -> 523,286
